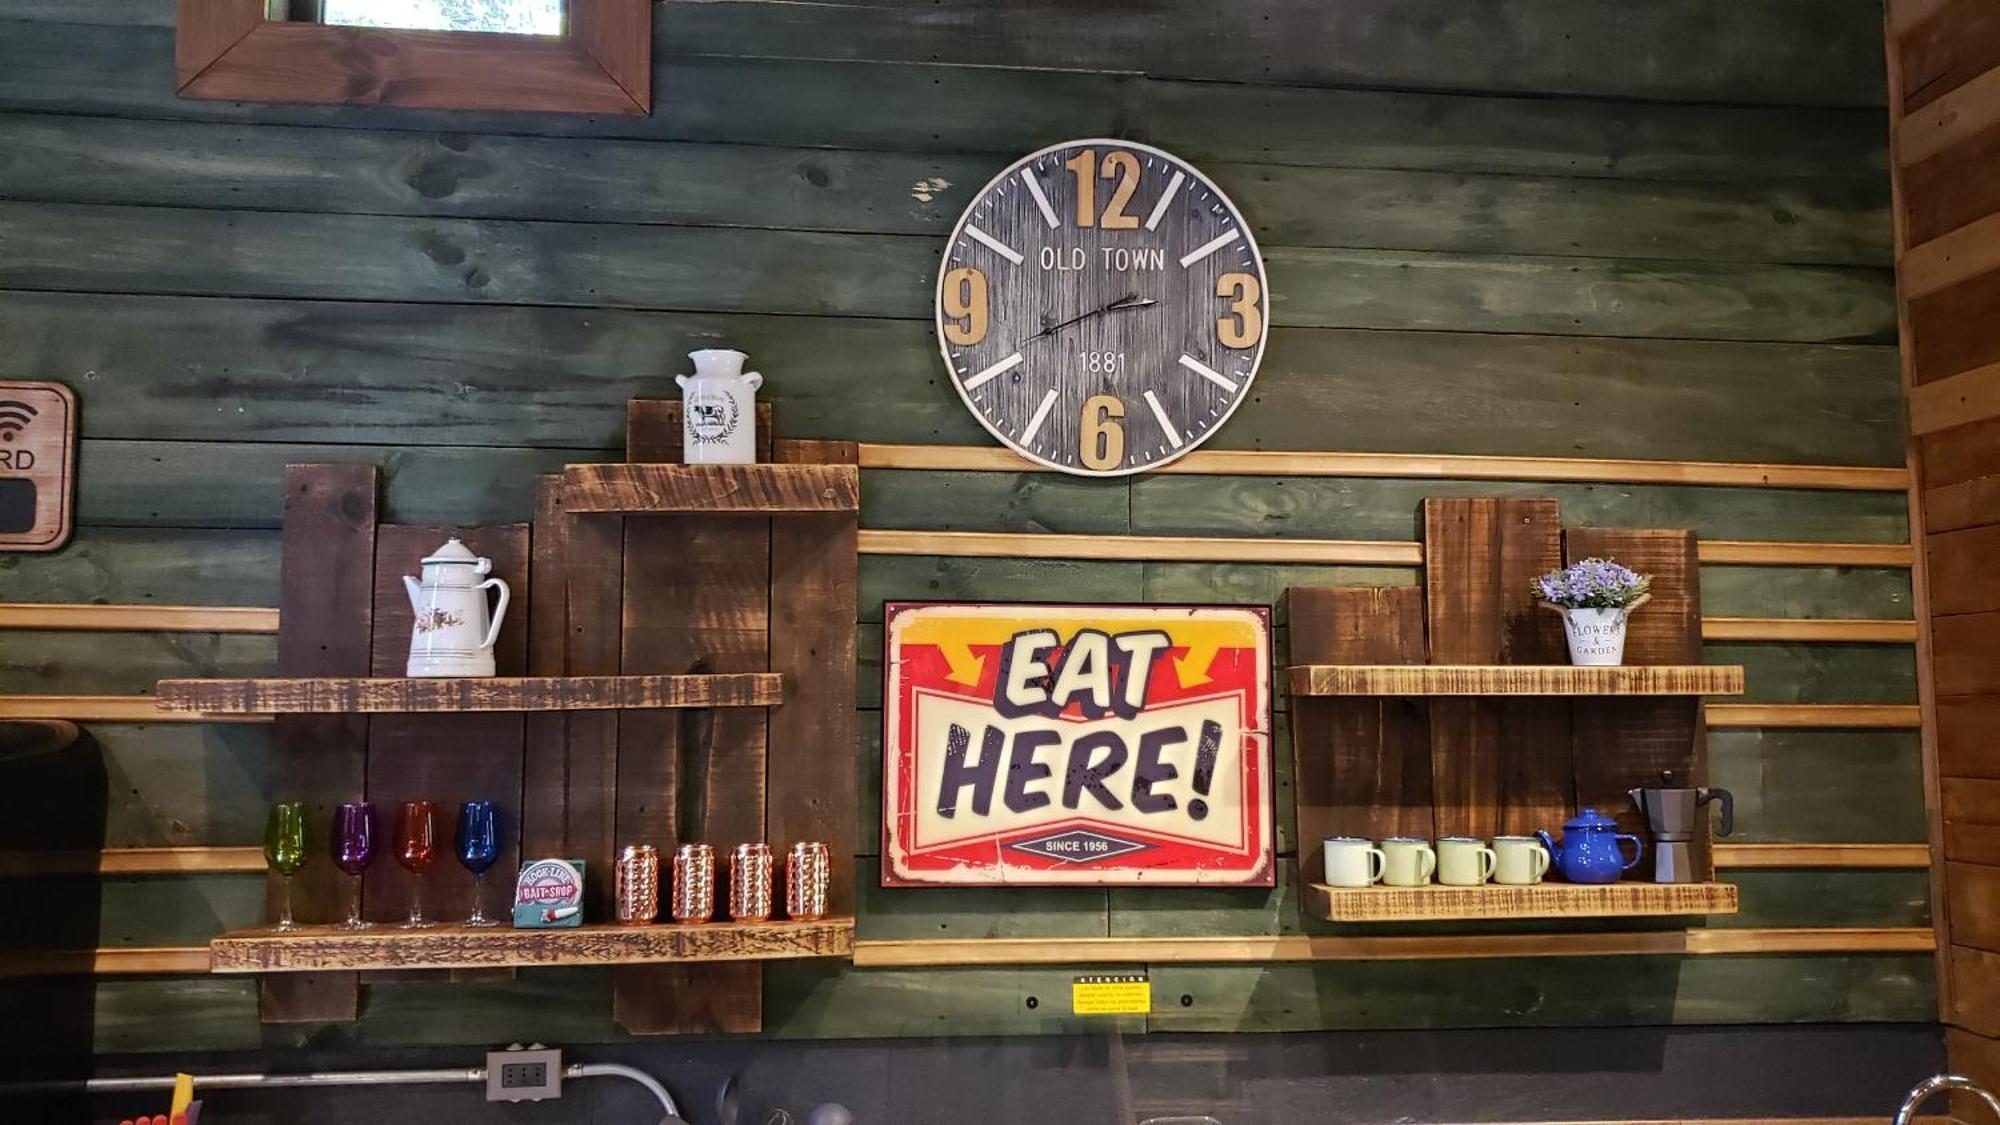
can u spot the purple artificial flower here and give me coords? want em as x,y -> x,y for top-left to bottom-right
1531,556 -> 1652,609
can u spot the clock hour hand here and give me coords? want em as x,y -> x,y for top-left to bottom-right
1029,293 -> 1157,341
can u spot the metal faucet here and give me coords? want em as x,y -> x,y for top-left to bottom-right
1895,1073 -> 2000,1124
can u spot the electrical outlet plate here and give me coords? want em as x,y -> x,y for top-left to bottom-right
486,1046 -> 563,1102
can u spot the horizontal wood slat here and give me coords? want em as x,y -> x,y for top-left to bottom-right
1700,617 -> 1917,642
560,462 -> 860,514
857,444 -> 1911,491
1288,664 -> 1744,697
1909,357 -> 2000,434
154,673 -> 782,714
210,919 -> 856,973
1714,843 -> 1932,868
0,695 -> 269,723
0,846 -> 266,875
0,604 -> 280,632
1900,62 -> 2000,166
1306,881 -> 1739,922
856,531 -> 1911,568
1901,209 -> 2000,299
0,947 -> 213,977
1706,704 -> 1923,728
0,604 -> 1917,644
849,928 -> 1936,967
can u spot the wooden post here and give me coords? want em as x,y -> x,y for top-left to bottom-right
259,463 -> 376,1024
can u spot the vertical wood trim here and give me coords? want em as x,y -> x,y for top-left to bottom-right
1888,1 -> 1960,1028
522,477 -> 570,859
568,0 -> 653,111
174,0 -> 264,85
259,462 -> 376,1024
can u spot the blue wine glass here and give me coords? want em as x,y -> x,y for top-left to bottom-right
456,800 -> 501,927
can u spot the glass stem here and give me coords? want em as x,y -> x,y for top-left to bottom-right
279,873 -> 295,927
347,874 -> 363,927
410,880 -> 424,925
470,872 -> 486,924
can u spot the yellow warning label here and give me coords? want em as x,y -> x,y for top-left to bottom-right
1072,973 -> 1151,1015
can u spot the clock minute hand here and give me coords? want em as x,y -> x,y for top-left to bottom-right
1030,293 -> 1155,340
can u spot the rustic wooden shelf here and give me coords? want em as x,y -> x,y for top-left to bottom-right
1304,881 -> 1740,923
561,462 -> 860,514
1286,664 -> 1745,697
208,918 -> 855,973
154,673 -> 782,714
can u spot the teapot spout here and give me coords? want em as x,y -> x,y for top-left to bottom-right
402,574 -> 422,613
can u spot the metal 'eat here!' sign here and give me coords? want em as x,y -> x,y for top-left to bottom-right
882,603 -> 1273,887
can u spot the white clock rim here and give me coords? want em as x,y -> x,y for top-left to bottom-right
933,137 -> 1270,479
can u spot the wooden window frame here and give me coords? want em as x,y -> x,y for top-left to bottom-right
175,0 -> 651,115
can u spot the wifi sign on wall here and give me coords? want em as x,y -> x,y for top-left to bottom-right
0,381 -> 76,552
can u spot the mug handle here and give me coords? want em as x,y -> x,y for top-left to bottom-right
1367,848 -> 1386,885
1477,847 -> 1497,883
1530,847 -> 1551,880
1616,833 -> 1646,871
744,371 -> 764,391
477,577 -> 511,652
1417,848 -> 1437,883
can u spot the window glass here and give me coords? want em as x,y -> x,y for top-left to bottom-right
320,0 -> 564,35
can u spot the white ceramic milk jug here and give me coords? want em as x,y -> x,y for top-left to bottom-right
676,349 -> 763,464
403,538 -> 511,678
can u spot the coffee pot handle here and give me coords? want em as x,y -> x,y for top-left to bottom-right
1700,786 -> 1735,837
478,577 -> 510,653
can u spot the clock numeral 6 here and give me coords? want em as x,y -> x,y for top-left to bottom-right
1079,394 -> 1126,471
1064,148 -> 1142,230
1217,272 -> 1263,349
941,266 -> 990,346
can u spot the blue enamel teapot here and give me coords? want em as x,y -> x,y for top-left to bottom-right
1536,808 -> 1644,884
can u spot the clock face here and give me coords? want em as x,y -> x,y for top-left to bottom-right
934,139 -> 1269,476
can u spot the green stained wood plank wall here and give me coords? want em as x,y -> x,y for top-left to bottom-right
0,0 -> 1927,1051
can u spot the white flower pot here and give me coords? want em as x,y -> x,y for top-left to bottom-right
1558,606 -> 1630,666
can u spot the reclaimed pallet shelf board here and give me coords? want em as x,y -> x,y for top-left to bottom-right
1286,664 -> 1746,697
208,918 -> 855,973
153,673 -> 782,714
1304,881 -> 1741,923
560,462 -> 860,514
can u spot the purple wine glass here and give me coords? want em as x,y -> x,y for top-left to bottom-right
331,801 -> 376,930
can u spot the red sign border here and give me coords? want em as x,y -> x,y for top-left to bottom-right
880,601 -> 1275,889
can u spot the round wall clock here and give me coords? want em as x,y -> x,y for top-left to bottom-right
934,139 -> 1269,476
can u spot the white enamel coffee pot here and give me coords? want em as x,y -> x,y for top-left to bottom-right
402,538 -> 510,678
676,348 -> 763,464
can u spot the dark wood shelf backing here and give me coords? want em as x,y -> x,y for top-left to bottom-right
561,462 -> 860,514
209,918 -> 855,973
154,673 -> 782,714
1305,881 -> 1740,923
1286,664 -> 1745,697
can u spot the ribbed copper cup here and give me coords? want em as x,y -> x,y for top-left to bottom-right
729,843 -> 773,922
615,844 -> 659,924
671,843 -> 715,924
786,841 -> 830,921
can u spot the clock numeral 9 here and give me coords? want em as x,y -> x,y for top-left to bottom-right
1216,272 -> 1263,349
941,267 -> 989,346
1079,394 -> 1126,471
1064,149 -> 1142,230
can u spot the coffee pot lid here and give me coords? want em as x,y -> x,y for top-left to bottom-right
421,538 -> 482,566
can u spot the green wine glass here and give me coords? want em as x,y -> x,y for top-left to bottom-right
264,801 -> 308,930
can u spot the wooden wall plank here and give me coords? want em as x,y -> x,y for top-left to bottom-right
521,478 -> 568,859
1424,498 -> 1570,837
612,401 -> 767,1035
1288,587 -> 1431,890
259,463 -> 375,1024
1566,528 -> 1707,876
1937,695 -> 2000,777
1946,861 -> 2000,952
1899,0 -> 2000,111
361,525 -> 528,926
1931,610 -> 2000,696
1950,945 -> 2000,1038
1909,268 -> 2000,385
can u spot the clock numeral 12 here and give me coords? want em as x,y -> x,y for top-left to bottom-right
1080,394 -> 1126,471
1217,271 -> 1263,349
941,267 -> 990,345
1064,149 -> 1142,230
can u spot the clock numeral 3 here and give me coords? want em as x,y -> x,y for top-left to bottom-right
1080,394 -> 1126,471
941,267 -> 990,346
1216,272 -> 1263,349
1064,149 -> 1142,230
